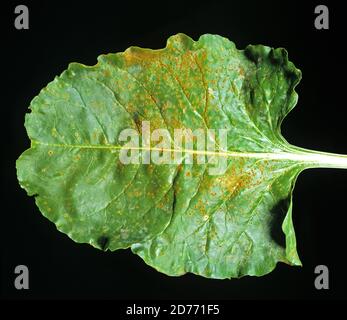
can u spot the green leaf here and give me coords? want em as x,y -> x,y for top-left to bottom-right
16,34 -> 347,279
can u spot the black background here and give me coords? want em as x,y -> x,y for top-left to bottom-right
1,0 -> 346,300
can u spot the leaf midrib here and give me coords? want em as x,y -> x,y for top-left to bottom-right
31,140 -> 347,168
